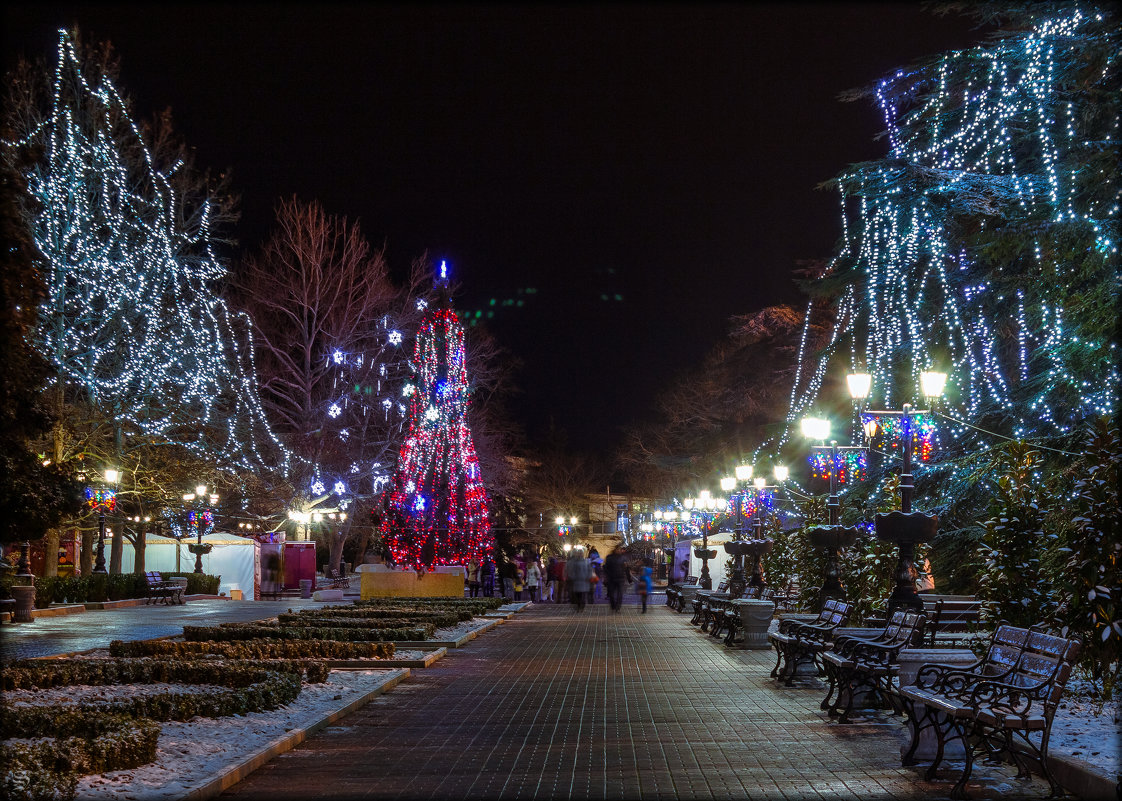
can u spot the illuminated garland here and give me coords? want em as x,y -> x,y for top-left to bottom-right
809,450 -> 868,483
84,487 -> 116,512
782,6 -> 1119,452
5,30 -> 291,473
381,286 -> 493,568
862,413 -> 938,462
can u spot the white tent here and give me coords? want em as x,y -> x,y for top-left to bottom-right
120,531 -> 260,600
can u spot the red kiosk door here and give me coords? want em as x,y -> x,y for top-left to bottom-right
282,542 -> 316,590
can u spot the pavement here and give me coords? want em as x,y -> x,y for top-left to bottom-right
217,595 -> 1060,801
0,597 -> 347,661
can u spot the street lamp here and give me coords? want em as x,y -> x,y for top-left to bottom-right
185,484 -> 218,574
720,463 -> 756,598
685,491 -> 724,590
90,469 -> 120,575
555,515 -> 578,551
858,369 -> 946,615
745,468 -> 787,590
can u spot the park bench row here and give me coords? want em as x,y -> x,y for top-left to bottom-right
761,598 -> 1079,799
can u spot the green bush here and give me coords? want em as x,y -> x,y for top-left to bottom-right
33,576 -> 56,608
109,636 -> 394,664
86,573 -> 108,603
54,575 -> 75,603
184,623 -> 431,642
69,576 -> 89,603
160,572 -> 220,595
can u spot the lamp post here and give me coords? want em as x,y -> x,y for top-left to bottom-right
745,467 -> 786,590
800,416 -> 861,605
555,515 -> 578,552
857,370 -> 946,615
720,464 -> 755,598
685,490 -> 724,590
90,469 -> 120,575
184,484 -> 218,574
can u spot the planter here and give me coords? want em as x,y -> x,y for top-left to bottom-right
732,598 -> 776,649
873,511 -> 938,544
805,524 -> 859,550
723,540 -> 755,557
186,543 -> 213,556
693,548 -> 717,560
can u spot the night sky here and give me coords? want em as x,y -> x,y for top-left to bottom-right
2,4 -> 990,454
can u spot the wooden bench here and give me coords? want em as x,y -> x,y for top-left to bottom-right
325,569 -> 350,589
820,610 -> 927,722
868,594 -> 982,646
708,586 -> 760,641
768,599 -> 852,685
689,580 -> 729,627
144,571 -> 185,605
665,576 -> 699,610
897,625 -> 1081,799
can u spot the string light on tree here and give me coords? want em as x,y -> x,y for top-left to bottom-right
381,263 -> 494,569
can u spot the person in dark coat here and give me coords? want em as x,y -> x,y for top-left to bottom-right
603,544 -> 631,612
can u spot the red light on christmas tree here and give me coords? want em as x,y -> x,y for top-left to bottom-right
381,264 -> 493,568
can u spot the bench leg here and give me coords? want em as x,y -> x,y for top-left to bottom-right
769,640 -> 784,678
820,660 -> 840,710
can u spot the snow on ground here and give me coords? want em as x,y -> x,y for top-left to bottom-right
72,669 -> 398,801
1046,678 -> 1121,776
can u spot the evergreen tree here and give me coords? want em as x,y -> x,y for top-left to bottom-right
381,268 -> 494,568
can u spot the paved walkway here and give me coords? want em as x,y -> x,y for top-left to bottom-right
220,599 -> 1044,801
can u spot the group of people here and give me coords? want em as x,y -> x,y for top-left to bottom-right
463,546 -> 655,612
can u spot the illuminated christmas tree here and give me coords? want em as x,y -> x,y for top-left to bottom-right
381,264 -> 493,568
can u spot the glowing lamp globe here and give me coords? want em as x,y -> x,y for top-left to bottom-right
846,372 -> 872,400
920,371 -> 948,400
800,416 -> 830,442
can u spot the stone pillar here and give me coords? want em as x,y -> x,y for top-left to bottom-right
896,648 -> 976,761
733,598 -> 776,648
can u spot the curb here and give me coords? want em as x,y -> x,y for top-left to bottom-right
182,667 -> 410,801
327,648 -> 448,669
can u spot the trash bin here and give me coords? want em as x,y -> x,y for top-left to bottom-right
11,584 -> 36,623
299,579 -> 313,599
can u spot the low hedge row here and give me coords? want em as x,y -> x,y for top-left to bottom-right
183,623 -> 432,642
33,572 -> 222,606
285,607 -> 474,622
275,612 -> 464,629
352,597 -> 502,612
0,714 -> 159,801
0,658 -> 303,731
109,637 -> 394,663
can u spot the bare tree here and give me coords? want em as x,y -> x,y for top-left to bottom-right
229,198 -> 439,572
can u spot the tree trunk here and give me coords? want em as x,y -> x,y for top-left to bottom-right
79,528 -> 93,575
134,525 -> 146,574
44,528 -> 60,576
110,527 -> 123,574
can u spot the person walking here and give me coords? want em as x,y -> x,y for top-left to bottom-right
565,547 -> 591,612
543,557 -> 556,602
525,559 -> 541,602
466,558 -> 481,598
482,557 -> 496,597
551,554 -> 566,603
638,557 -> 654,613
501,559 -> 517,601
603,544 -> 630,612
588,547 -> 604,604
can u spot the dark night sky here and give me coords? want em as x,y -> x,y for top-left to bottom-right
2,4 -> 990,454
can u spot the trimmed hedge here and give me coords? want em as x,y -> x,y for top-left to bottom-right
183,623 -> 431,642
352,597 -> 502,612
109,637 -> 393,664
286,607 -> 475,622
275,612 -> 464,629
0,658 -> 303,729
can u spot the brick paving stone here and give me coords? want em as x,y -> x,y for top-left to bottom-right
216,600 -> 1055,800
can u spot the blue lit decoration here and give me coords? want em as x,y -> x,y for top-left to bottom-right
782,6 -> 1118,451
6,29 -> 291,473
861,413 -> 938,462
809,450 -> 869,484
84,487 -> 117,512
382,271 -> 493,569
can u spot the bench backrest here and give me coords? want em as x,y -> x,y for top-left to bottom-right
716,580 -> 729,593
884,611 -> 926,647
930,597 -> 982,632
145,571 -> 163,583
1012,631 -> 1082,706
685,576 -> 699,585
817,597 -> 842,623
980,624 -> 1035,675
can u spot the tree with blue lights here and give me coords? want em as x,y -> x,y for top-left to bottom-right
381,264 -> 494,569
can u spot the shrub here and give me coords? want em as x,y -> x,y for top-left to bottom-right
54,575 -> 76,603
33,576 -> 56,608
86,573 -> 108,603
69,576 -> 89,603
159,572 -> 220,595
109,637 -> 393,664
183,623 -> 431,642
